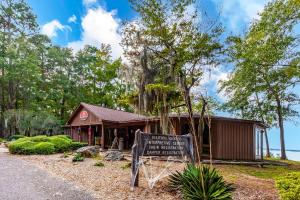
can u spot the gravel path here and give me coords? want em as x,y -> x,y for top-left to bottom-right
0,148 -> 95,200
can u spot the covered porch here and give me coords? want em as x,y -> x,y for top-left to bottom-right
65,122 -> 146,150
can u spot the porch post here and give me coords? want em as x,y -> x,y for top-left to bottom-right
70,126 -> 73,139
260,129 -> 264,160
125,126 -> 129,149
101,123 -> 105,150
78,127 -> 81,142
88,125 -> 92,145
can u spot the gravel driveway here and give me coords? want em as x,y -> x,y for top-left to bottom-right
0,148 -> 95,200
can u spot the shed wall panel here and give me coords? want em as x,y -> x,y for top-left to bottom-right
213,120 -> 255,160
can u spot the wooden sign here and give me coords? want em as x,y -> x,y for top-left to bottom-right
131,130 -> 194,189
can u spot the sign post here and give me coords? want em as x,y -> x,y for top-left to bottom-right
130,129 -> 194,189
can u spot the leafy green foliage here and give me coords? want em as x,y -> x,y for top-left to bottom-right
33,142 -> 55,155
276,172 -> 300,200
70,142 -> 88,150
72,153 -> 84,162
220,0 -> 300,159
0,0 -> 129,138
8,140 -> 36,155
169,164 -> 234,200
48,136 -> 72,153
122,0 -> 222,158
8,135 -> 80,155
4,110 -> 61,137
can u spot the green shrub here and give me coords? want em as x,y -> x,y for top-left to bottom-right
55,134 -> 71,139
94,161 -> 105,167
8,135 -> 84,155
276,172 -> 300,200
8,135 -> 25,141
33,142 -> 55,155
169,164 -> 234,200
70,142 -> 88,150
72,153 -> 84,162
49,136 -> 72,152
0,138 -> 4,143
30,135 -> 50,142
8,140 -> 36,155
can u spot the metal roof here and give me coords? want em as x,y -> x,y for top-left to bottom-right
66,102 -> 148,124
66,102 -> 267,128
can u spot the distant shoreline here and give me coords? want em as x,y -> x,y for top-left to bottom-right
269,148 -> 300,152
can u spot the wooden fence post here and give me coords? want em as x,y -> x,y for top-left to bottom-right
131,129 -> 140,190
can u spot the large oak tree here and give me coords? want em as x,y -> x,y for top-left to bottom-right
220,0 -> 300,159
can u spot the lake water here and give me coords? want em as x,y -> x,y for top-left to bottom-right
269,150 -> 300,161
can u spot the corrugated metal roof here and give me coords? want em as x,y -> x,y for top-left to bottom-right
66,102 -> 266,128
168,113 -> 266,126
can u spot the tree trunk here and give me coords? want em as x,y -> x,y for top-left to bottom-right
60,96 -> 65,121
198,98 -> 207,158
0,80 -> 4,138
264,128 -> 271,158
276,99 -> 286,160
180,76 -> 201,162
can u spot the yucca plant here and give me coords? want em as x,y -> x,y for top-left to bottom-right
169,164 -> 234,200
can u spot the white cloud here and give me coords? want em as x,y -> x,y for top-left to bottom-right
190,66 -> 230,101
68,7 -> 122,59
68,15 -> 77,23
41,20 -> 69,38
212,0 -> 270,31
83,0 -> 97,6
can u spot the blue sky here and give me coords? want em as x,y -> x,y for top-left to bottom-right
26,0 -> 300,151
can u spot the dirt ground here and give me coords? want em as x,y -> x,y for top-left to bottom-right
16,153 -> 279,200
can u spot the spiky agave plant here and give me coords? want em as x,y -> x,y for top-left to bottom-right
169,164 -> 234,200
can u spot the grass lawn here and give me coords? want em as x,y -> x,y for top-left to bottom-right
216,159 -> 300,180
214,159 -> 300,199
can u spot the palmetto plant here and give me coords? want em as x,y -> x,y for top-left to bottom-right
169,164 -> 234,200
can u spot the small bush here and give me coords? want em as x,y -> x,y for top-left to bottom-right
94,161 -> 105,167
169,164 -> 234,200
0,138 -> 4,143
70,142 -> 88,150
34,142 -> 55,154
276,172 -> 300,200
9,135 -> 79,155
49,136 -> 72,152
8,140 -> 36,155
72,153 -> 84,162
30,135 -> 50,142
8,135 -> 25,141
56,134 -> 71,139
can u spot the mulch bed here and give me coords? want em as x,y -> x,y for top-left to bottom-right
15,152 -> 279,200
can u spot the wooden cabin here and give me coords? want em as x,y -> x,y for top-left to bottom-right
64,102 -> 266,161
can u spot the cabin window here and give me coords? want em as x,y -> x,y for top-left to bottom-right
150,124 -> 156,134
180,123 -> 190,135
203,124 -> 210,145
